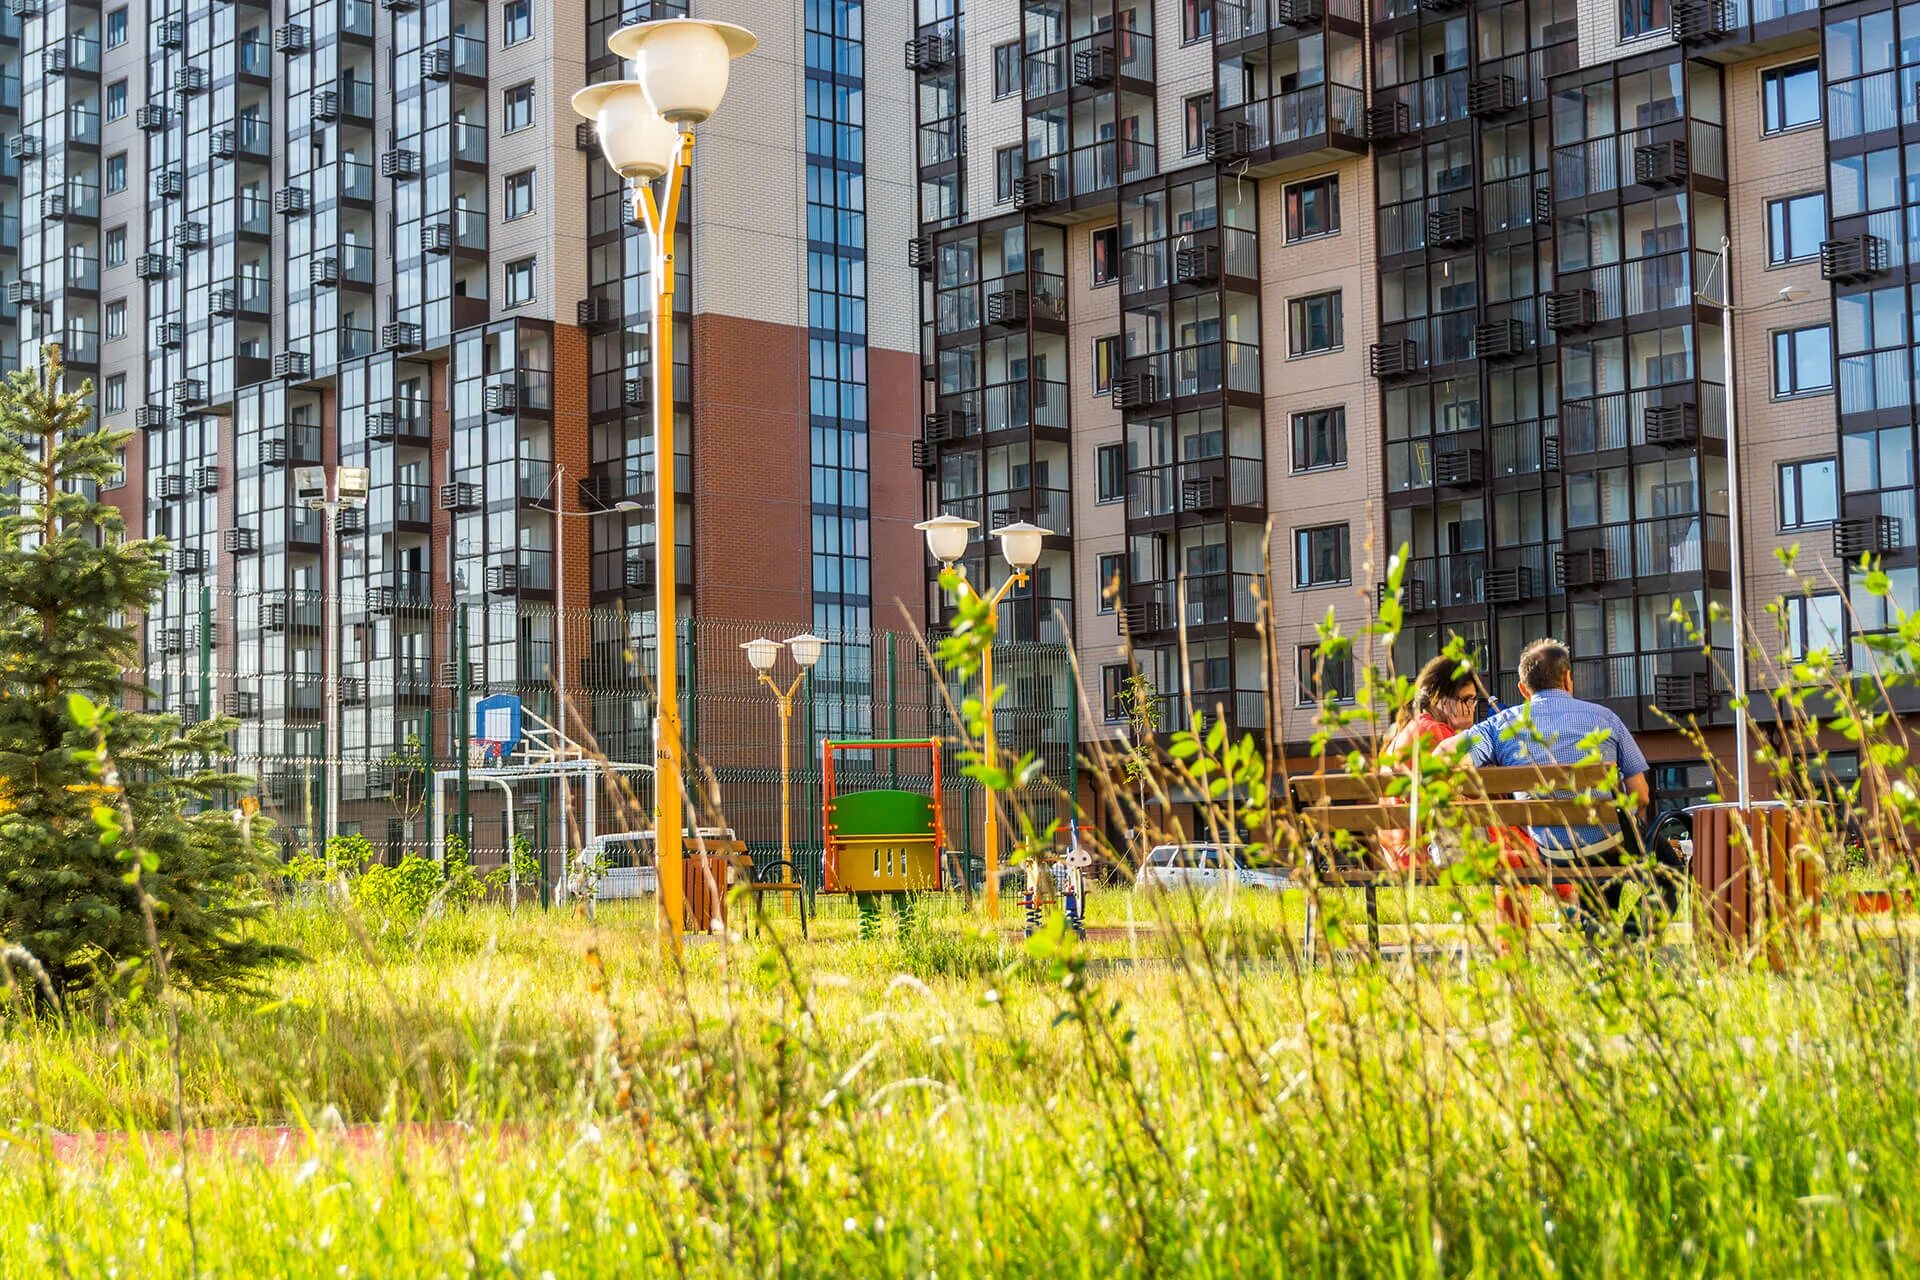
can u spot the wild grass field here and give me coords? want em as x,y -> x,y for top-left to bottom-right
4,892 -> 1920,1278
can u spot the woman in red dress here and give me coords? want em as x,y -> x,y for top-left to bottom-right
1378,656 -> 1482,869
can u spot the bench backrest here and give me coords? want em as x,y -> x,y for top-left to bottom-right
1287,763 -> 1623,835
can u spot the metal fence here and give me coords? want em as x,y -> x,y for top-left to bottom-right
136,587 -> 1077,891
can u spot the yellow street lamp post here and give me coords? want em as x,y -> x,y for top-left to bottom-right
573,18 -> 755,940
916,514 -> 1053,921
741,634 -> 826,876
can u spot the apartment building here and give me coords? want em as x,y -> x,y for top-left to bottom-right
0,0 -> 927,854
910,0 -> 1881,806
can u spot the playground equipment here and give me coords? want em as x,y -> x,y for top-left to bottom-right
822,738 -> 947,936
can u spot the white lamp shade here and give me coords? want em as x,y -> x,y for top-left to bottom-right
915,513 -> 979,565
608,19 -> 757,125
740,636 -> 781,672
571,80 -> 678,180
993,520 -> 1053,571
786,632 -> 826,670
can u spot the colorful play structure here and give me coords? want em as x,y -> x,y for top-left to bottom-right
821,738 -> 947,937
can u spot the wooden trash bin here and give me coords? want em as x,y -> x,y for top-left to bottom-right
682,836 -> 747,934
1685,801 -> 1824,966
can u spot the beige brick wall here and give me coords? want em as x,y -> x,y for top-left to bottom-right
1723,42 -> 1840,669
1257,155 -> 1382,742
1066,220 -> 1128,743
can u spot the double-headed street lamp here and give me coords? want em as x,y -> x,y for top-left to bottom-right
741,633 -> 825,878
917,513 -> 1053,921
573,17 -> 755,939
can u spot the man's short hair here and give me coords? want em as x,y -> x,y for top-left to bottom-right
1518,639 -> 1572,693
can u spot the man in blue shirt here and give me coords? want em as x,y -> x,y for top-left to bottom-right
1448,638 -> 1651,857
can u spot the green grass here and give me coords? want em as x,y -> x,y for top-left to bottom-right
4,894 -> 1920,1277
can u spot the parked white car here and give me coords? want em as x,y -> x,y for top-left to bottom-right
1134,844 -> 1294,893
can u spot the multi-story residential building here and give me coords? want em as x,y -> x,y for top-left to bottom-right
910,0 -> 1879,814
1,0 -> 934,864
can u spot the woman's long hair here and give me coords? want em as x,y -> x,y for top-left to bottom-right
1395,654 -> 1477,732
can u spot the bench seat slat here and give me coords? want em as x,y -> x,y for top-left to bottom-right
1289,763 -> 1616,804
1300,799 -> 1624,832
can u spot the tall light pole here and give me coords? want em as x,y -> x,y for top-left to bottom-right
296,463 -> 368,861
1697,238 -> 1807,811
546,462 -> 644,903
917,513 -> 1053,921
742,633 -> 825,876
574,16 -> 755,939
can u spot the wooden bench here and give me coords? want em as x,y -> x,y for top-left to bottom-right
1286,762 -> 1656,956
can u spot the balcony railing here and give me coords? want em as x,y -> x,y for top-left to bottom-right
1133,572 -> 1263,630
237,117 -> 271,158
1489,418 -> 1558,476
451,32 -> 485,76
238,195 -> 270,235
1218,84 -> 1365,157
340,242 -> 375,285
68,105 -> 99,146
66,252 -> 98,291
1561,380 -> 1725,453
340,0 -> 374,37
451,121 -> 487,165
1125,457 -> 1265,519
339,326 -> 374,360
918,118 -> 962,167
239,38 -> 270,75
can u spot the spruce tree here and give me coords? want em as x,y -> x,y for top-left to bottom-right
0,348 -> 290,1001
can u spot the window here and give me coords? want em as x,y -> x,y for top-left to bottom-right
992,41 -> 1020,99
1773,324 -> 1834,398
503,0 -> 531,45
1297,645 -> 1355,704
1284,175 -> 1340,241
106,7 -> 127,47
1096,553 -> 1126,613
1182,0 -> 1212,41
104,226 -> 125,267
1779,456 -> 1838,529
1291,407 -> 1347,472
1287,292 -> 1342,356
1766,192 -> 1825,265
1762,61 -> 1820,134
503,168 -> 535,220
1096,443 -> 1125,503
504,256 -> 535,307
1183,93 -> 1213,156
1295,524 -> 1350,588
103,374 -> 125,414
1092,334 -> 1120,395
105,153 -> 126,194
1091,226 -> 1118,286
103,450 -> 126,490
104,300 -> 125,341
1620,0 -> 1669,39
1783,592 -> 1846,661
503,82 -> 534,133
1101,665 -> 1130,721
994,145 -> 1020,205
106,80 -> 127,121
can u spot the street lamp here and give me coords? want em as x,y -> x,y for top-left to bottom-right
1697,237 -> 1808,811
742,633 -> 825,881
297,464 -> 369,863
917,513 -> 1055,921
575,17 -> 755,939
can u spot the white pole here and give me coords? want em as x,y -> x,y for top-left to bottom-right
554,461 -> 570,908
1717,237 -> 1751,811
497,778 -> 518,915
324,495 -> 341,857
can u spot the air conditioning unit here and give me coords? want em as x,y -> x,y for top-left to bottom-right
339,677 -> 366,706
1483,565 -> 1534,605
1645,403 -> 1699,447
1633,139 -> 1689,187
5,134 -> 37,160
211,129 -> 236,158
43,47 -> 68,74
380,149 -> 419,179
1654,672 -> 1711,714
1276,0 -> 1324,24
274,24 -> 309,53
574,121 -> 595,151
1366,102 -> 1411,141
438,660 -> 483,688
157,472 -> 188,500
420,46 -> 451,80
135,405 -> 169,430
169,548 -> 206,575
1012,173 -> 1058,210
1426,206 -> 1477,247
310,257 -> 339,286
223,527 -> 260,555
903,33 -> 953,72
172,65 -> 209,94
1369,340 -> 1418,379
195,466 -> 219,492
1205,120 -> 1251,164
1468,76 -> 1517,118
157,627 -> 189,654
260,437 -> 290,466
439,481 -> 480,512
1542,435 -> 1562,473
1435,448 -> 1484,488
1112,371 -> 1158,410
577,297 -> 619,329
486,563 -> 522,594
1181,475 -> 1225,513
1670,0 -> 1733,42
274,187 -> 310,215
484,383 -> 519,414
175,222 -> 207,248
336,506 -> 367,535
985,289 -> 1029,326
210,288 -> 238,317
224,690 -> 259,719
1834,515 -> 1901,559
1175,242 -> 1219,284
1546,288 -> 1598,332
908,236 -> 933,272
1555,547 -> 1610,591
422,223 -> 453,254
1821,235 -> 1890,283
154,322 -> 183,348
172,378 -> 207,407
311,91 -> 340,122
1475,319 -> 1526,360
274,351 -> 313,380
136,105 -> 172,131
382,0 -> 417,11
923,409 -> 963,443
382,321 -> 421,351
623,379 -> 647,407
1072,42 -> 1115,87
151,18 -> 182,46
624,558 -> 654,590
911,440 -> 937,470
5,280 -> 37,305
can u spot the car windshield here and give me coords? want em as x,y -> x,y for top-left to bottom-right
1146,847 -> 1176,866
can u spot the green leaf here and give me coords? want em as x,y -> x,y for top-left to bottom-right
66,692 -> 97,729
